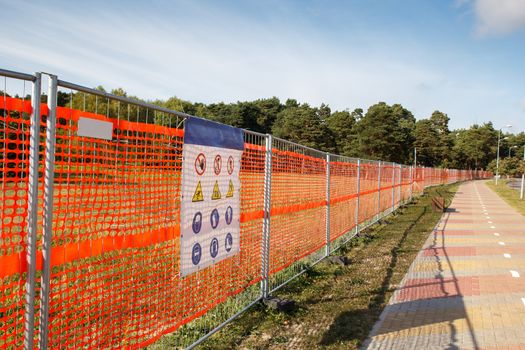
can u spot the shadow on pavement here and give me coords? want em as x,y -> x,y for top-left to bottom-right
321,208 -> 480,349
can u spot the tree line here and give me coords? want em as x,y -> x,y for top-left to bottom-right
8,87 -> 522,173
149,93 -> 524,173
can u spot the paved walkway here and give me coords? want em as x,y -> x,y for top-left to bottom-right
363,180 -> 525,350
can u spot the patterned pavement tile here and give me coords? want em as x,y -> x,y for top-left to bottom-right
362,181 -> 525,350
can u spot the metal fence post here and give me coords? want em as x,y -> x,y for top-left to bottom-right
409,164 -> 413,201
377,161 -> 381,220
24,72 -> 41,350
391,163 -> 395,213
355,159 -> 361,235
261,134 -> 273,299
38,74 -> 58,349
325,153 -> 331,256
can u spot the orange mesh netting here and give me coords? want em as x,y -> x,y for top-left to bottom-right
0,96 -> 32,349
0,96 -> 493,348
329,158 -> 358,241
269,142 -> 327,275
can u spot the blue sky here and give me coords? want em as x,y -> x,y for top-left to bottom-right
1,0 -> 524,132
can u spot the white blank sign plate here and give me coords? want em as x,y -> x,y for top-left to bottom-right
77,117 -> 113,140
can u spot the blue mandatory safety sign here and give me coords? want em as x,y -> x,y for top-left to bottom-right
210,209 -> 220,229
225,206 -> 233,225
210,237 -> 219,258
192,243 -> 202,265
192,212 -> 202,234
225,233 -> 233,252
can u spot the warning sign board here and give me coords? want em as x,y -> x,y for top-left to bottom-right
180,117 -> 243,276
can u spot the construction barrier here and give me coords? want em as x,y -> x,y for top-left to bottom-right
0,68 -> 492,349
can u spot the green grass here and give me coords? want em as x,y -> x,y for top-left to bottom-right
485,179 -> 525,216
188,183 -> 459,350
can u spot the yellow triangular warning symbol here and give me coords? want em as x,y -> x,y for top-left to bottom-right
226,179 -> 234,198
192,181 -> 204,202
211,180 -> 222,200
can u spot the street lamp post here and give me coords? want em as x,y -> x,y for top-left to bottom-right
496,125 -> 512,185
520,145 -> 525,200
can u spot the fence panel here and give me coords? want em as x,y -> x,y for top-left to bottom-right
328,155 -> 358,251
393,164 -> 401,207
0,70 -> 43,350
401,165 -> 411,203
33,83 -> 268,349
267,138 -> 327,292
41,85 -> 183,348
378,162 -> 393,215
357,159 -> 380,224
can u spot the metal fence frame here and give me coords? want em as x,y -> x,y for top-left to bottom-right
0,68 -> 491,350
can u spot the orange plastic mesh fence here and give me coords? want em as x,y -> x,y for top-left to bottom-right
0,94 -> 34,349
394,165 -> 401,206
40,100 -> 267,348
0,94 -> 493,348
380,164 -> 395,213
329,155 -> 358,242
358,160 -> 380,224
400,166 -> 410,202
269,138 -> 327,287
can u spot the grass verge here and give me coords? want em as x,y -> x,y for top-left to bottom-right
191,183 -> 458,350
485,179 -> 525,216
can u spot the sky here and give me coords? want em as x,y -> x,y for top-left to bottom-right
0,0 -> 524,133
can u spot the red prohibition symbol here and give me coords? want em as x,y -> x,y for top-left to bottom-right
227,156 -> 234,175
214,155 -> 222,175
194,153 -> 206,175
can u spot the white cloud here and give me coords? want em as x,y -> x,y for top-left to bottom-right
474,0 -> 525,35
1,0 -> 523,132
0,0 -> 443,113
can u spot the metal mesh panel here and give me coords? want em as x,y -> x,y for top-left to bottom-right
400,165 -> 412,203
414,167 -> 424,193
358,159 -> 379,224
379,162 -> 394,215
268,137 -> 327,292
31,86 -> 268,348
165,130 -> 266,348
393,164 -> 401,207
0,76 -> 37,349
43,90 -> 183,348
328,154 -> 358,247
